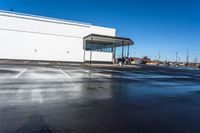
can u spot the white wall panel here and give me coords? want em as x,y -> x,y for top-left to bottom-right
0,11 -> 116,62
0,30 -> 84,62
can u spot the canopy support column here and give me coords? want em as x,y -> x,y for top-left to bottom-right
90,37 -> 93,65
112,43 -> 114,64
114,46 -> 116,63
122,41 -> 124,66
127,45 -> 130,58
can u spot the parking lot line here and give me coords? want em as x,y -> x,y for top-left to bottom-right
15,68 -> 28,78
38,62 -> 50,65
82,70 -> 90,73
59,69 -> 71,78
94,73 -> 112,78
23,61 -> 29,64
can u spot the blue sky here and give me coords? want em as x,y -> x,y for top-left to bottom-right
0,0 -> 200,62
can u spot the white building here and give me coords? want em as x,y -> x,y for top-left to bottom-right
0,10 -> 133,63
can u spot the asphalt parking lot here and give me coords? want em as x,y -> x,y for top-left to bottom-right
0,60 -> 200,133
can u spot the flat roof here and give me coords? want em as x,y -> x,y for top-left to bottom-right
0,10 -> 91,27
84,34 -> 134,46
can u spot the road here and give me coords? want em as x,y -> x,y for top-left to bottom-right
0,61 -> 200,133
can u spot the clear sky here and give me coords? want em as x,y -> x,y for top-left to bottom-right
0,0 -> 200,62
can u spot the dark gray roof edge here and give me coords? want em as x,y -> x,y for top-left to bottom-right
84,34 -> 134,45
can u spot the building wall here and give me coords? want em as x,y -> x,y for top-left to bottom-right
85,51 -> 113,62
0,11 -> 116,62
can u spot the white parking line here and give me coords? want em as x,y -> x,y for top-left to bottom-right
83,70 -> 90,73
38,62 -> 50,65
23,61 -> 29,64
59,69 -> 71,78
15,68 -> 28,78
94,73 -> 112,78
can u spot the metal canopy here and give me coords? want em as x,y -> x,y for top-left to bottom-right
84,34 -> 134,47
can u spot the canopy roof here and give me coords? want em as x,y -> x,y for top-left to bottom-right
84,34 -> 134,47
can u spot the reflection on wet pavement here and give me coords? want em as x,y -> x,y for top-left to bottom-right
0,64 -> 200,133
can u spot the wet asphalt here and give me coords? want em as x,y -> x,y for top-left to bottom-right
0,61 -> 200,133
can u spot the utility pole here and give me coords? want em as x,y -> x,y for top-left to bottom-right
176,52 -> 178,62
186,49 -> 189,64
158,51 -> 161,62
